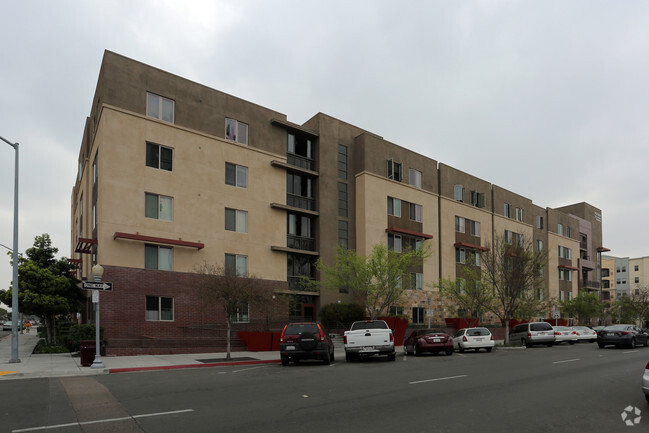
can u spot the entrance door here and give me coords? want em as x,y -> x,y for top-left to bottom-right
302,304 -> 315,321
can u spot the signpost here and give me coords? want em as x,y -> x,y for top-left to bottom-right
81,281 -> 113,291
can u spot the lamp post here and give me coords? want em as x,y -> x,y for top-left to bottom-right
90,264 -> 105,369
1,135 -> 20,363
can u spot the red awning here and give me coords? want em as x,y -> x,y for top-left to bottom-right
597,247 -> 611,252
558,265 -> 579,271
114,232 -> 204,249
385,227 -> 433,240
454,242 -> 489,252
74,237 -> 97,254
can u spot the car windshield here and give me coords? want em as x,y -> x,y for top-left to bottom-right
351,321 -> 388,330
604,325 -> 631,331
467,328 -> 490,336
418,329 -> 445,335
284,323 -> 318,335
530,323 -> 553,331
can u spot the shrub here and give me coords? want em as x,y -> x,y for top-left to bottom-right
320,303 -> 366,330
34,339 -> 68,354
66,324 -> 104,352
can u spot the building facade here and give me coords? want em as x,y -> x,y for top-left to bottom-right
71,51 -> 608,354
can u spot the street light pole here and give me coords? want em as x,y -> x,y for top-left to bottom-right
90,264 -> 105,369
1,135 -> 20,363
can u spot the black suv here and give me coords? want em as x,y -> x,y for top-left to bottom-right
279,322 -> 335,366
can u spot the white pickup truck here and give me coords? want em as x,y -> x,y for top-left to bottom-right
344,319 -> 396,362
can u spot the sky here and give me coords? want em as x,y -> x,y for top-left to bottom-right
2,0 -> 649,302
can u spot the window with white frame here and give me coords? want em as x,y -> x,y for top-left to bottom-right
537,240 -> 543,251
225,208 -> 248,233
409,168 -> 422,188
456,247 -> 466,264
410,273 -> 423,290
504,230 -> 513,244
515,207 -> 524,222
412,307 -> 425,324
146,295 -> 174,321
454,185 -> 464,202
557,223 -> 564,236
387,197 -> 401,217
388,233 -> 402,253
536,215 -> 544,229
145,193 -> 173,221
470,190 -> 485,208
235,303 -> 250,323
455,216 -> 466,233
387,159 -> 402,181
225,162 -> 247,188
470,220 -> 480,237
389,306 -> 404,316
409,203 -> 422,222
457,278 -> 466,294
146,142 -> 173,171
566,226 -> 572,238
225,253 -> 248,277
504,203 -> 513,218
225,118 -> 248,144
146,92 -> 174,123
145,245 -> 173,270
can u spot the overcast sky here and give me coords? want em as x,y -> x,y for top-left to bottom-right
2,1 -> 649,300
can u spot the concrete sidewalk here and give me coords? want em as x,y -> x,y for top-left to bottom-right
0,333 -> 281,380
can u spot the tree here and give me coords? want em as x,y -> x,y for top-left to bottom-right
194,261 -> 270,360
479,235 -> 547,344
613,286 -> 649,326
436,274 -> 491,320
318,243 -> 431,319
0,234 -> 84,343
560,292 -> 604,325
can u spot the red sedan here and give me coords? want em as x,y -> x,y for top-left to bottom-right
403,329 -> 454,356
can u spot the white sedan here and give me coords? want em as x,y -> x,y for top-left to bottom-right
553,326 -> 578,345
573,326 -> 597,343
643,361 -> 649,403
452,327 -> 495,353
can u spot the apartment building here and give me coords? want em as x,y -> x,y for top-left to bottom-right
71,51 -> 607,354
603,255 -> 649,298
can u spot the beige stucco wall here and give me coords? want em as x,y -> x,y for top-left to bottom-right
90,107 -> 287,280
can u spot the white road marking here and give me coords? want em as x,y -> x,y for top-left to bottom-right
12,409 -> 194,432
232,365 -> 267,373
552,358 -> 580,364
409,374 -> 468,385
623,350 -> 639,354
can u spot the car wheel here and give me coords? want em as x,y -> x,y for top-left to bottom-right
458,344 -> 464,353
630,338 -> 636,349
330,349 -> 335,362
524,339 -> 532,348
281,356 -> 289,366
414,346 -> 420,356
475,348 -> 480,353
345,353 -> 354,362
646,394 -> 649,403
568,341 -> 575,345
388,353 -> 396,361
486,347 -> 492,353
446,348 -> 453,356
546,343 -> 553,347
323,354 -> 330,365
598,342 -> 605,348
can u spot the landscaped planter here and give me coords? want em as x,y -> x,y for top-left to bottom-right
237,331 -> 281,351
445,318 -> 479,330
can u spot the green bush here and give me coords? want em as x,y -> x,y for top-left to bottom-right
34,339 -> 68,354
66,324 -> 104,352
320,303 -> 366,330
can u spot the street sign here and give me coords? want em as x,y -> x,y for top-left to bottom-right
82,281 -> 113,291
552,310 -> 560,319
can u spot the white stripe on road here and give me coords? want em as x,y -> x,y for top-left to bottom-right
12,409 -> 194,432
623,350 -> 639,354
552,358 -> 580,364
409,374 -> 468,384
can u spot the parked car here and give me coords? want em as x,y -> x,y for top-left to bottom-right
404,329 -> 453,356
643,361 -> 649,403
553,326 -> 578,345
279,322 -> 335,366
2,321 -> 12,331
509,322 -> 555,348
452,327 -> 495,353
573,326 -> 597,343
597,324 -> 649,349
344,320 -> 395,362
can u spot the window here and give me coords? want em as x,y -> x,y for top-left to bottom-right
409,203 -> 422,222
387,197 -> 401,217
337,145 -> 348,179
470,220 -> 480,237
225,208 -> 248,233
338,182 -> 348,217
457,278 -> 466,294
558,246 -> 563,258
454,185 -> 464,202
93,154 -> 98,184
472,252 -> 481,267
235,303 -> 250,323
388,233 -> 402,253
455,216 -> 466,233
288,214 -> 312,238
387,159 -> 402,181
412,307 -> 425,324
515,208 -> 524,222
145,296 -> 174,321
566,226 -> 572,238
504,230 -> 513,244
470,191 -> 485,208
504,203 -> 512,218
338,220 -> 348,248
456,248 -> 466,264
389,306 -> 404,316
225,163 -> 247,188
622,266 -> 627,272
145,245 -> 172,270
92,203 -> 96,231
145,193 -> 173,221
635,277 -> 640,284
536,215 -> 544,229
146,142 -> 173,171
634,265 -> 639,272
147,93 -> 174,123
566,248 -> 572,259
410,273 -> 423,290
226,118 -> 248,144
557,223 -> 564,236
537,240 -> 543,251
288,133 -> 312,158
409,168 -> 422,188
225,254 -> 248,277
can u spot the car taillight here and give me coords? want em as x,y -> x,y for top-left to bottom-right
490,334 -> 494,340
463,336 -> 468,342
527,332 -> 532,337
571,331 -> 577,335
390,333 -> 394,342
317,324 -> 325,341
645,362 -> 649,369
554,332 -> 561,336
343,335 -> 347,344
279,324 -> 288,343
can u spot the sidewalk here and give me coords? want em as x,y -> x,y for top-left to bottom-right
0,333 -> 281,380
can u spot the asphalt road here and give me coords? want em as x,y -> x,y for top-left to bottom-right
3,343 -> 648,433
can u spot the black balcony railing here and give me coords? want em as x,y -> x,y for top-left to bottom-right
287,276 -> 318,292
287,235 -> 316,251
581,280 -> 601,290
287,193 -> 315,211
287,153 -> 315,171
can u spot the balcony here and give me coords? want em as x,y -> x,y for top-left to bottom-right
287,153 -> 315,171
287,234 -> 315,252
580,280 -> 601,291
287,276 -> 319,293
287,193 -> 315,211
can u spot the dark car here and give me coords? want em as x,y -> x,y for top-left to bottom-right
403,329 -> 453,356
279,322 -> 335,366
597,324 -> 649,349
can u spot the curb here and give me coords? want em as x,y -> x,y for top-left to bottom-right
108,358 -> 281,374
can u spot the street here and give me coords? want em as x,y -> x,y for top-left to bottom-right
2,343 -> 648,433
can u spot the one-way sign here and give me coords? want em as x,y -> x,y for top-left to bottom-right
81,281 -> 113,291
